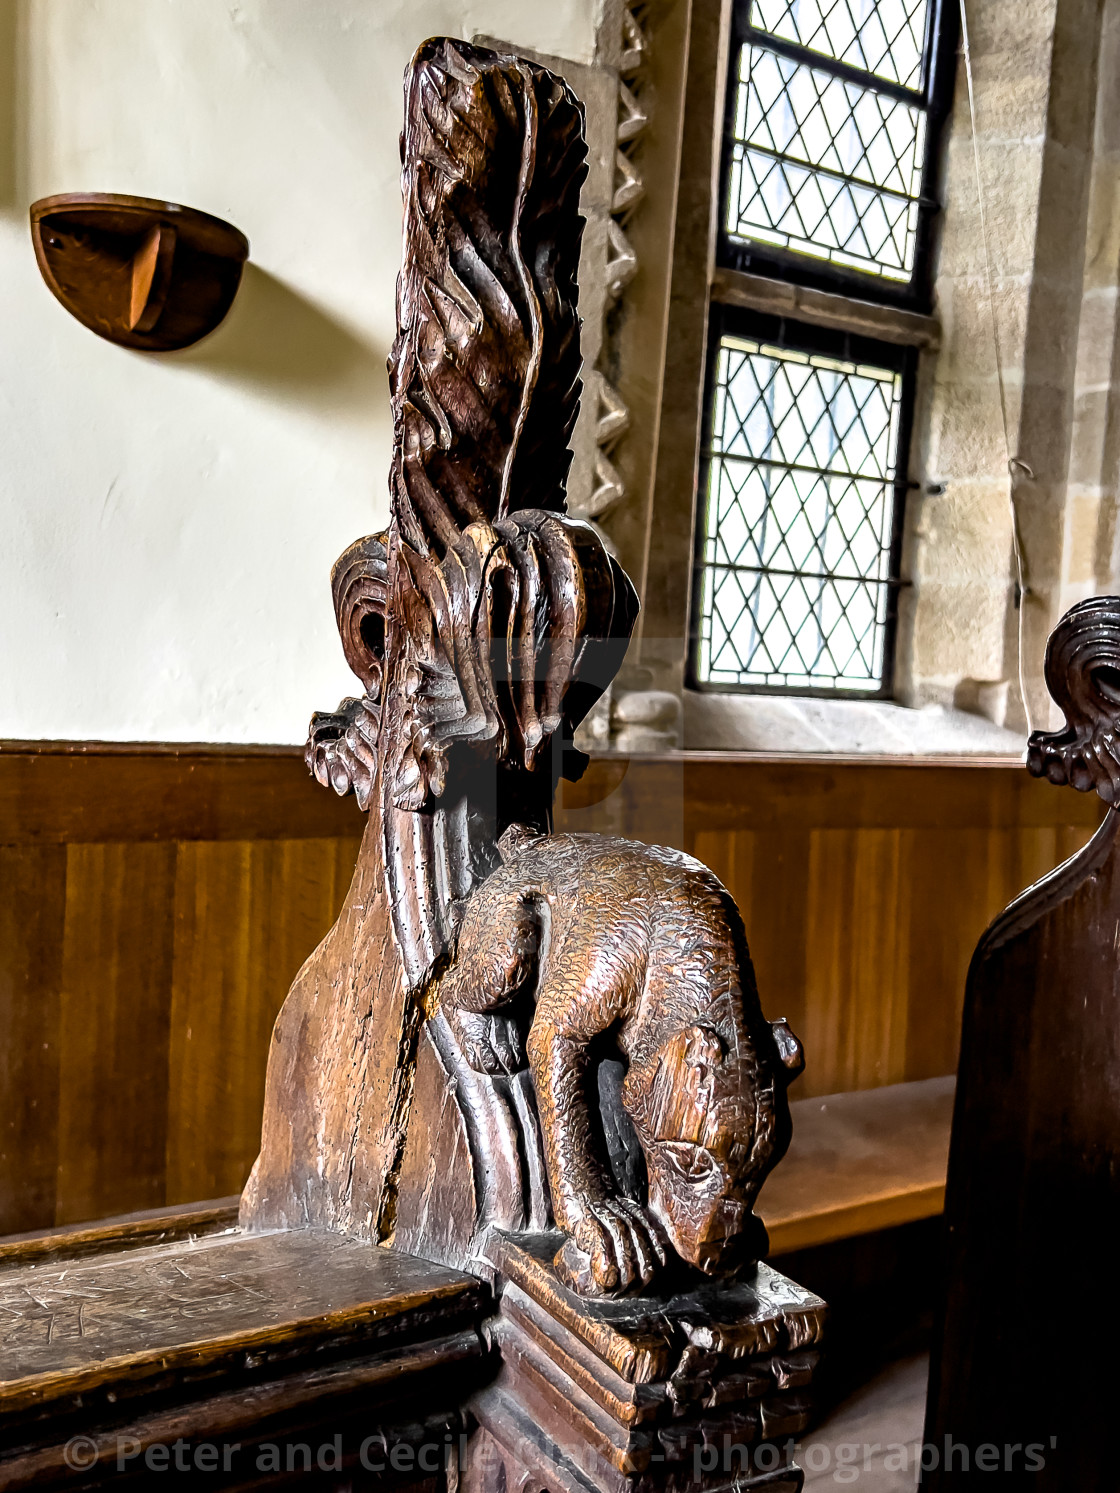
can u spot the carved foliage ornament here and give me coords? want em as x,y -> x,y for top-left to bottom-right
1026,595 -> 1120,802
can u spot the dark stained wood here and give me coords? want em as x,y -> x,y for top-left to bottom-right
486,1232 -> 825,1385
0,1225 -> 485,1490
6,1357 -> 470,1490
0,1230 -> 482,1410
923,595 -> 1120,1491
239,36 -> 827,1488
29,193 -> 248,351
424,830 -> 803,1295
467,1232 -> 821,1492
0,1199 -> 240,1269
760,1077 -> 955,1254
243,37 -> 638,1251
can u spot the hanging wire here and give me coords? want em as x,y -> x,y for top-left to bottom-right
958,0 -> 1034,735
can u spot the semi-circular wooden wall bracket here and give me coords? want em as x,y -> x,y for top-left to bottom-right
29,193 -> 249,351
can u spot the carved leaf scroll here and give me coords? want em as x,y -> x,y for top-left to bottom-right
1026,594 -> 1120,802
305,534 -> 389,809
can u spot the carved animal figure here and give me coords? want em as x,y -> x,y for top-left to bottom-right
438,827 -> 804,1295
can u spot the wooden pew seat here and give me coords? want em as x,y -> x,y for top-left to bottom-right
0,1076 -> 954,1486
0,1224 -> 487,1488
762,1076 -> 955,1254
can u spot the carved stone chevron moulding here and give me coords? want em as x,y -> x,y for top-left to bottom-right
573,0 -> 648,530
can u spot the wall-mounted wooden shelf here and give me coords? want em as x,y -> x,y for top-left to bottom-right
29,193 -> 248,351
760,1075 -> 955,1255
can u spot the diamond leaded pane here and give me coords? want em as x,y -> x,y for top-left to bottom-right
727,43 -> 925,279
750,0 -> 929,90
696,335 -> 903,691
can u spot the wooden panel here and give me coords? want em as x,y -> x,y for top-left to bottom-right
560,754 -> 1107,832
559,757 -> 1103,1099
167,837 -> 361,1202
902,828 -> 989,1082
0,847 -> 66,1234
1,749 -> 362,1234
55,843 -> 177,1224
802,829 -> 911,1093
0,745 -> 363,845
0,745 -> 1103,1235
760,1076 -> 955,1252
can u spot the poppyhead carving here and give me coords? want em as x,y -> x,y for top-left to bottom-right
1026,595 -> 1120,803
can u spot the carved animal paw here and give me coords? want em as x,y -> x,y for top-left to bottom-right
555,1198 -> 669,1296
444,1007 -> 525,1076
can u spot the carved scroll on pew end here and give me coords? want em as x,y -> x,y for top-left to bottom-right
1025,594 -> 1120,799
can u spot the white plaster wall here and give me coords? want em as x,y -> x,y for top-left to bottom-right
0,0 -> 601,743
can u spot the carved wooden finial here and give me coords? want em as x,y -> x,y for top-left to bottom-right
238,38 -> 824,1486
1026,595 -> 1120,801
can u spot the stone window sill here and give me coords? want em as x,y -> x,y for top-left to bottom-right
683,689 -> 1025,759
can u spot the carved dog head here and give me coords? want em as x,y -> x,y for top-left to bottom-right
623,1019 -> 802,1276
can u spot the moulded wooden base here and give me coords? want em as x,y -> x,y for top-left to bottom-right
468,1232 -> 825,1493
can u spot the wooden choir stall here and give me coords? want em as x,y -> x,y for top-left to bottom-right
922,597 -> 1120,1490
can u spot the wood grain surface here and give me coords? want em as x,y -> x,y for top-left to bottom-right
0,1228 -> 482,1412
557,756 -> 1101,1101
925,597 -> 1120,1492
0,1198 -> 240,1269
759,1076 -> 955,1253
0,745 -> 362,1237
0,745 -> 1100,1237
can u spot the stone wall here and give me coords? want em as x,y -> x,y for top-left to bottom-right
901,0 -> 1120,736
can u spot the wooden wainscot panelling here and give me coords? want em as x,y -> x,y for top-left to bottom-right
557,754 -> 1104,1100
0,743 -> 364,1236
0,743 -> 1103,1237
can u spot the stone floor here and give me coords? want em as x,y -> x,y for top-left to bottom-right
797,1353 -> 930,1490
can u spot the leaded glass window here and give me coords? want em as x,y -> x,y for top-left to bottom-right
691,1 -> 951,697
694,314 -> 910,693
719,0 -> 952,296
